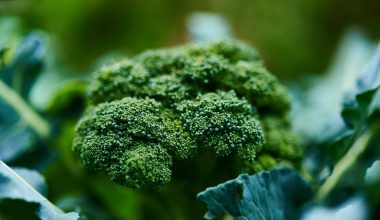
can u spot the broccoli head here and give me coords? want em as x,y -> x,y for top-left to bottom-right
73,40 -> 301,189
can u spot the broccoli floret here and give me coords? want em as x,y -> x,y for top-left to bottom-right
73,97 -> 198,187
218,61 -> 291,113
260,116 -> 302,160
176,91 -> 263,159
74,40 -> 301,189
87,60 -> 150,104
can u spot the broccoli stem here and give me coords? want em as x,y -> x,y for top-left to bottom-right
316,127 -> 375,201
0,79 -> 51,138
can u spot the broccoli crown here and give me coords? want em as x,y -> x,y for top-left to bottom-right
73,40 -> 301,189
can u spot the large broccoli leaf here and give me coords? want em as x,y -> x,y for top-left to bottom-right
12,167 -> 48,196
342,44 -> 380,129
197,168 -> 310,220
316,45 -> 380,202
0,33 -> 50,162
0,161 -> 79,220
325,44 -> 380,163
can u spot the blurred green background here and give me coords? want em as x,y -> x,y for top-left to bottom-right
1,0 -> 379,79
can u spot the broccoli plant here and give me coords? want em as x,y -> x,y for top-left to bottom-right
73,40 -> 302,189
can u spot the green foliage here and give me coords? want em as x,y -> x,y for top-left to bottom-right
197,168 -> 311,220
0,161 -> 79,220
0,32 -> 83,220
74,40 -> 301,189
315,46 -> 380,204
0,33 -> 49,163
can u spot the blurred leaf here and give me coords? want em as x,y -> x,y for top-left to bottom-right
0,117 -> 35,162
302,196 -> 368,220
56,195 -> 114,220
290,29 -> 375,143
316,45 -> 380,203
325,45 -> 380,164
0,161 -> 80,220
342,45 -> 380,129
0,16 -> 23,56
46,79 -> 86,117
324,130 -> 355,164
1,33 -> 45,97
0,32 -> 51,163
13,167 -> 48,196
197,168 -> 311,220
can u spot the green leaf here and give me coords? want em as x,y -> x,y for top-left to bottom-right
13,167 -> 48,196
197,168 -> 311,220
0,33 -> 51,162
317,45 -> 380,202
342,44 -> 380,130
46,79 -> 87,117
1,33 -> 45,97
323,45 -> 380,164
0,116 -> 35,162
0,160 -> 80,220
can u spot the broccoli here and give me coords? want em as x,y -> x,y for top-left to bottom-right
73,40 -> 302,189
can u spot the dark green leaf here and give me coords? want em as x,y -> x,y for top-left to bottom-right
1,33 -> 45,97
341,44 -> 380,129
197,168 -> 311,220
316,46 -> 380,202
0,114 -> 35,162
0,161 -> 80,220
46,79 -> 87,118
324,45 -> 380,164
0,33 -> 51,162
